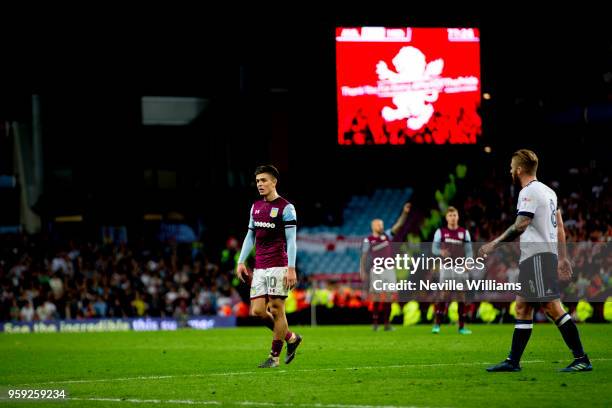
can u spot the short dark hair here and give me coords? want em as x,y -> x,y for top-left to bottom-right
254,164 -> 280,180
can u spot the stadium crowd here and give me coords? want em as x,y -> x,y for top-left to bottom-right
0,237 -> 245,322
1,164 -> 610,323
456,164 -> 611,304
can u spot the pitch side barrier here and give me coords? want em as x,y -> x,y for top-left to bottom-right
1,316 -> 236,334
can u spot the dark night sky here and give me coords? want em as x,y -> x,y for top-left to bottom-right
1,9 -> 610,169
2,8 -> 610,101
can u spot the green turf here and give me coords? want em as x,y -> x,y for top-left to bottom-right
1,324 -> 610,407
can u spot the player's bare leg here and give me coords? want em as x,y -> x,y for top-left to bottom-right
267,296 -> 302,365
250,297 -> 273,325
257,297 -> 288,368
251,297 -> 280,367
251,296 -> 299,341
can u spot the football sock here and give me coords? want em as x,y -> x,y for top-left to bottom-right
383,303 -> 391,326
270,340 -> 283,358
435,303 -> 446,325
556,313 -> 585,359
458,302 -> 466,329
508,319 -> 533,363
372,302 -> 380,326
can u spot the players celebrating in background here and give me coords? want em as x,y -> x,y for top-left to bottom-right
361,202 -> 412,331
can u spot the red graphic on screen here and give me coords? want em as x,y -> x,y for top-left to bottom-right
336,27 -> 482,145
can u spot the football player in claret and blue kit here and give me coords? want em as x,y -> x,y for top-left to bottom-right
236,165 -> 302,368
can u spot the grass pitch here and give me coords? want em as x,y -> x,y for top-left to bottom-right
1,324 -> 611,407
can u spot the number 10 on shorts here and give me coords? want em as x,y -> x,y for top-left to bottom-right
267,276 -> 278,293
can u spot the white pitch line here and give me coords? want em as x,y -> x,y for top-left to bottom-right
70,397 -> 219,405
11,375 -> 176,385
10,361 -> 503,385
208,360 -> 538,376
11,358 -> 611,386
70,397 -> 445,408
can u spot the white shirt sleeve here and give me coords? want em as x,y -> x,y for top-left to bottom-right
361,237 -> 370,254
517,186 -> 537,217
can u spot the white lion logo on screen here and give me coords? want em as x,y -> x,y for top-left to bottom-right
377,46 -> 444,130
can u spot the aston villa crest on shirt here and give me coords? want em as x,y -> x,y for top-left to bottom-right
270,207 -> 279,217
458,232 -> 464,239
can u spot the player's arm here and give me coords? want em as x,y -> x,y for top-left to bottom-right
432,228 -> 451,257
497,214 -> 533,243
284,204 -> 298,289
432,228 -> 443,256
479,187 -> 535,257
479,214 -> 532,257
236,206 -> 256,282
464,230 -> 474,258
360,238 -> 370,280
556,208 -> 572,281
390,202 -> 411,236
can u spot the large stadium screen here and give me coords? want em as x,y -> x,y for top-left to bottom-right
336,27 -> 481,145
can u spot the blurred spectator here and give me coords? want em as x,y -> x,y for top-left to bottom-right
131,292 -> 148,317
93,295 -> 108,317
506,261 -> 519,284
36,294 -> 58,321
20,300 -> 35,322
49,273 -> 64,300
